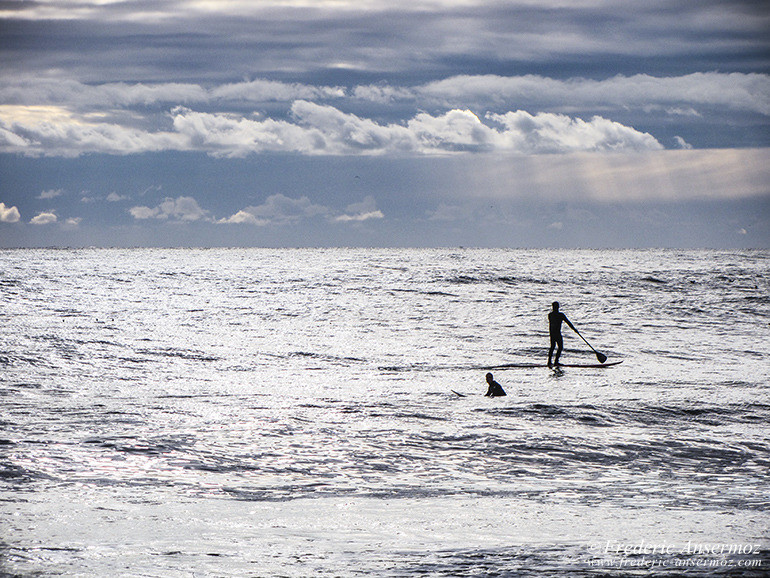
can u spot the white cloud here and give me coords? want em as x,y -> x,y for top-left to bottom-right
30,211 -> 57,225
0,203 -> 21,223
63,217 -> 82,228
487,110 -> 663,153
171,107 -> 312,157
407,109 -> 497,152
218,194 -> 329,226
128,206 -> 158,219
334,210 -> 384,223
218,210 -> 264,225
0,105 -> 186,157
10,79 -> 769,157
129,196 -> 209,221
220,194 -> 385,226
3,73 -> 767,129
106,192 -> 129,202
289,101 -> 417,154
411,73 -> 770,115
674,136 -> 693,150
38,189 -> 64,199
334,196 -> 384,222
169,103 -> 662,157
0,77 -> 344,112
0,125 -> 31,148
2,71 -> 768,158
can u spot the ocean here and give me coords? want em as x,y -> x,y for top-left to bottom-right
1,248 -> 768,577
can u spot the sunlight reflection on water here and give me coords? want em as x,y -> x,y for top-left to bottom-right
1,248 -> 769,576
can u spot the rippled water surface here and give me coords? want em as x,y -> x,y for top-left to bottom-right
1,248 -> 769,576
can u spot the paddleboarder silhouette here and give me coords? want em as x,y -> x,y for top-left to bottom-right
485,373 -> 506,397
548,301 -> 577,367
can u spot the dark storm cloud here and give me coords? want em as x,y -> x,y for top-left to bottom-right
2,1 -> 768,84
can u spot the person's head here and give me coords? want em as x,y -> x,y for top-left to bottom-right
552,301 -> 560,311
486,372 -> 494,383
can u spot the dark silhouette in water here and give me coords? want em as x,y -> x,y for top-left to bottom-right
485,372 -> 506,397
548,301 -> 577,367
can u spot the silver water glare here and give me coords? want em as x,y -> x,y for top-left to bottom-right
1,248 -> 768,576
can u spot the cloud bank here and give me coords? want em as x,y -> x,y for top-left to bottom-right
2,73 -> 767,115
0,101 -> 662,157
1,71 -> 766,158
1,0 -> 766,248
130,193 -> 386,228
216,194 -> 384,226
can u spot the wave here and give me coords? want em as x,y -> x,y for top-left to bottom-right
287,351 -> 368,365
475,401 -> 770,427
135,347 -> 220,362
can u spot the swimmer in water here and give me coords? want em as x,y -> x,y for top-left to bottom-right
484,372 -> 506,397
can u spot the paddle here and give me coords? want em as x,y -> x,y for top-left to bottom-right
572,327 -> 608,364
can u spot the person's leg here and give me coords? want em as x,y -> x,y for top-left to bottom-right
553,335 -> 564,365
548,336 -> 556,366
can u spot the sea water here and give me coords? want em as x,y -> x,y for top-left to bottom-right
1,248 -> 768,576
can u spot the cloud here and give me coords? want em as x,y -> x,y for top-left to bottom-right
38,189 -> 64,199
0,203 -> 21,223
218,210 -> 263,225
411,73 -> 770,115
5,73 -> 768,118
218,194 -> 330,226
0,105 -> 186,157
211,79 -> 346,103
140,185 -> 163,197
407,109 -> 498,152
1,70 -> 768,157
5,1 -> 767,84
106,192 -> 129,202
128,206 -> 158,219
334,196 -> 384,222
30,211 -> 57,225
170,107 -> 314,157
1,101 -> 662,157
0,77 -> 345,110
427,203 -> 471,222
219,194 -> 383,226
487,110 -> 663,153
129,196 -> 209,222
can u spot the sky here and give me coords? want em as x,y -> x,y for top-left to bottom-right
1,0 -> 768,248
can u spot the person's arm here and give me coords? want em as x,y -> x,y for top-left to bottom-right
563,313 -> 577,332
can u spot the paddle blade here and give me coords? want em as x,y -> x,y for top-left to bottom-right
596,351 -> 608,364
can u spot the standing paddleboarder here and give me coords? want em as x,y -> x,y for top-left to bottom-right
548,301 -> 577,367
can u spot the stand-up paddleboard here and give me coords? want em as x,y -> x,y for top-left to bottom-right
556,361 -> 623,368
487,360 -> 623,369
